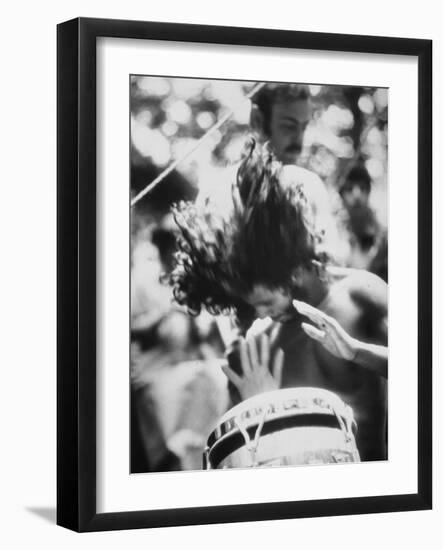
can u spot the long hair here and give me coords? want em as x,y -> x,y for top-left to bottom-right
169,199 -> 255,324
168,140 -> 326,325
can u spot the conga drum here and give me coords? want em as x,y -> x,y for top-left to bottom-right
204,387 -> 360,469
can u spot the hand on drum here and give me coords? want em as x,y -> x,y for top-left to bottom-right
293,300 -> 357,361
221,334 -> 284,401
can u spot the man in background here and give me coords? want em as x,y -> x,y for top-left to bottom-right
339,164 -> 388,281
250,83 -> 344,261
250,83 -> 312,166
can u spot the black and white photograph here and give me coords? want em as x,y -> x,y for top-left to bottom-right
129,76 -> 389,474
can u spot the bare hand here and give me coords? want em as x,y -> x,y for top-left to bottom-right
222,334 -> 284,401
293,299 -> 357,361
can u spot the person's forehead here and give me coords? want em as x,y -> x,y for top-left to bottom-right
343,179 -> 370,192
271,98 -> 312,121
246,285 -> 286,303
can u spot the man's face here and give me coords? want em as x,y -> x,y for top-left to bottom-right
267,98 -> 312,165
244,285 -> 294,323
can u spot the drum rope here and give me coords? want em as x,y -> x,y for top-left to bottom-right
234,405 -> 270,467
332,407 -> 352,443
130,82 -> 266,207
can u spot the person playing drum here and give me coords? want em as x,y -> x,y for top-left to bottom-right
169,141 -> 388,462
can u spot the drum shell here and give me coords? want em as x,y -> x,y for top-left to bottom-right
211,425 -> 358,469
205,388 -> 360,469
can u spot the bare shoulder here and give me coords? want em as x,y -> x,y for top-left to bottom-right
327,266 -> 387,315
280,165 -> 324,190
280,165 -> 330,217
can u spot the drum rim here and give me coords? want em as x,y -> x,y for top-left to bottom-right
217,387 -> 352,424
209,387 -> 355,449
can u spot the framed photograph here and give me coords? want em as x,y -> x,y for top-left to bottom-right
57,17 -> 432,532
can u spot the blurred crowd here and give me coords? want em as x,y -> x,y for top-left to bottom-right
130,77 -> 388,472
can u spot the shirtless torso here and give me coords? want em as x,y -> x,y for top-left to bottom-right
227,268 -> 388,461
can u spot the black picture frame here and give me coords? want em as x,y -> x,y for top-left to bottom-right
57,17 -> 432,532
